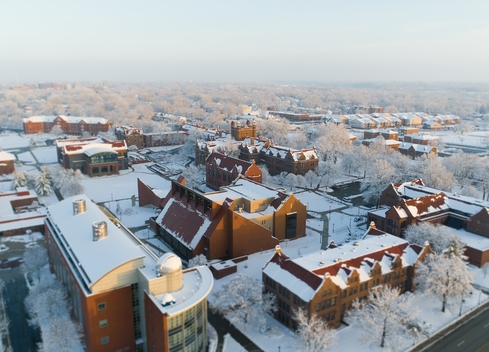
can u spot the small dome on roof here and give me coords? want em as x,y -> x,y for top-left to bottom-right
156,253 -> 182,277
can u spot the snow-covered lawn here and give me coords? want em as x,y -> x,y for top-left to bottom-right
295,191 -> 345,212
0,133 -> 30,149
17,151 -> 36,164
31,147 -> 57,164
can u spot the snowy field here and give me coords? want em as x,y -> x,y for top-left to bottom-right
17,151 -> 36,164
0,132 -> 30,149
31,147 -> 58,164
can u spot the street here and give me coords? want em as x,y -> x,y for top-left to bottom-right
424,307 -> 489,352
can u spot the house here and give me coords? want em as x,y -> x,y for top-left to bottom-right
262,224 -> 430,330
398,143 -> 437,159
0,188 -> 46,237
150,176 -> 306,261
0,151 -> 16,175
369,181 -> 489,267
268,112 -> 322,122
115,126 -> 144,149
403,134 -> 438,145
257,142 -> 319,176
363,129 -> 398,141
394,113 -> 423,127
44,195 -> 213,352
205,153 -> 262,190
55,138 -> 128,177
398,127 -> 420,136
23,115 -> 112,135
349,115 -> 375,129
362,137 -> 402,152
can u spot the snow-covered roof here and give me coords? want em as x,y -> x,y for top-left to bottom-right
152,266 -> 213,316
0,189 -> 39,218
63,141 -> 127,156
24,115 -> 109,124
0,151 -> 16,161
264,234 -> 425,301
46,195 -> 146,291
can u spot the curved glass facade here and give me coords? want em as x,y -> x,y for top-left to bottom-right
167,300 -> 207,352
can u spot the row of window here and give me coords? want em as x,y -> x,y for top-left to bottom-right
278,298 -> 290,313
315,297 -> 336,312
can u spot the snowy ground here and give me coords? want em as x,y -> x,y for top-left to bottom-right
31,147 -> 58,164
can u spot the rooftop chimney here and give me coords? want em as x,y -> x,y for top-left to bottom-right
73,199 -> 86,215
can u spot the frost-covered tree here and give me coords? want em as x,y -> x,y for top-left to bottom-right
483,262 -> 489,279
443,152 -> 479,189
304,170 -> 319,189
414,253 -> 474,313
417,154 -> 454,191
348,285 -> 421,348
403,222 -> 453,254
25,277 -> 84,352
22,245 -> 49,282
12,170 -> 27,189
210,274 -> 276,331
314,123 -> 352,163
316,160 -> 341,188
29,138 -> 37,149
50,124 -> 63,136
181,165 -> 205,190
294,307 -> 337,352
37,314 -> 84,352
35,171 -> 52,196
360,159 -> 396,206
284,173 -> 297,191
188,254 -> 208,268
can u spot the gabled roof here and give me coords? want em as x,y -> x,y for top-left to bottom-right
206,152 -> 252,174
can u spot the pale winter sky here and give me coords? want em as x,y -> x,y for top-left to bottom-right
1,0 -> 489,83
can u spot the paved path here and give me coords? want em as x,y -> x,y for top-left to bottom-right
208,310 -> 263,352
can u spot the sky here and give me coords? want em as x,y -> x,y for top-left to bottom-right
1,0 -> 489,83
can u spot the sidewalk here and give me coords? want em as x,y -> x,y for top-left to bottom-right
208,310 -> 263,352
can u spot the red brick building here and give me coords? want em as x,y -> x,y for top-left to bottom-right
0,188 -> 46,237
398,143 -> 437,159
56,138 -> 128,177
263,224 -> 430,330
45,195 -> 213,352
115,126 -> 188,149
23,115 -> 112,135
369,180 -> 489,267
147,176 -> 307,261
205,152 -> 262,190
0,151 -> 15,175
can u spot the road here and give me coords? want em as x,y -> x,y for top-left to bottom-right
3,278 -> 40,352
424,307 -> 489,352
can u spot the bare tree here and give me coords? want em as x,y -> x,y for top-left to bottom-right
210,274 -> 276,331
22,245 -> 49,282
349,285 -> 422,348
414,253 -> 474,313
294,307 -> 338,352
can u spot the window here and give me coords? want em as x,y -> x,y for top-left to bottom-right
99,319 -> 108,328
285,213 -> 297,239
101,336 -> 109,345
97,302 -> 106,311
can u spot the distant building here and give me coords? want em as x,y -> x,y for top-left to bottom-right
268,111 -> 322,122
205,153 -> 262,190
354,106 -> 384,114
55,138 -> 128,177
45,195 -> 213,352
263,225 -> 429,330
230,120 -> 257,141
398,143 -> 437,159
0,151 -> 16,175
23,115 -> 112,135
0,188 -> 45,237
115,126 -> 188,149
147,176 -> 307,261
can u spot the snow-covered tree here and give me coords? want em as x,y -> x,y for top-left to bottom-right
12,170 -> 27,189
360,159 -> 397,206
443,152 -> 479,189
316,160 -> 341,188
294,307 -> 338,352
22,245 -> 49,282
50,124 -> 63,136
483,262 -> 489,279
348,285 -> 421,348
210,274 -> 276,331
37,314 -> 84,352
29,138 -> 37,149
35,171 -> 53,196
403,222 -> 453,255
188,254 -> 208,268
284,173 -> 297,191
304,170 -> 319,189
417,154 -> 454,191
181,165 -> 205,190
314,122 -> 352,163
414,253 -> 474,313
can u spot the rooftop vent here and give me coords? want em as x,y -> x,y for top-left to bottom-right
92,221 -> 108,241
73,199 -> 86,215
